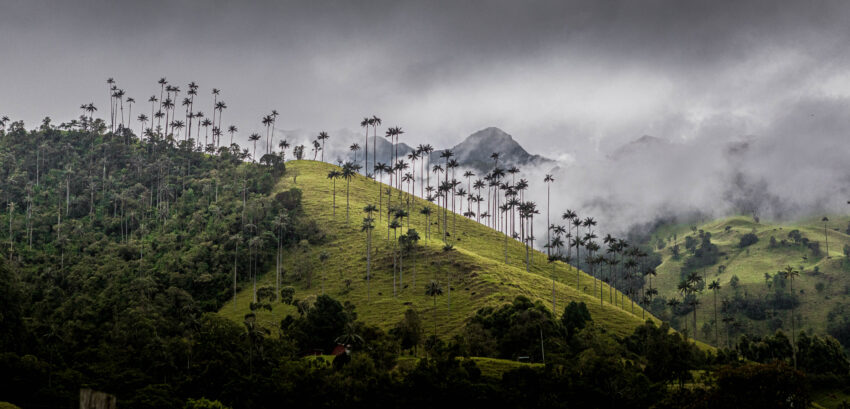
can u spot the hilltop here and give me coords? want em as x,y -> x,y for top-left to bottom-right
645,215 -> 850,346
221,159 -> 652,338
435,127 -> 553,172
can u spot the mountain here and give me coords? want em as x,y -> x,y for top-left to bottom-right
644,215 -> 850,347
608,134 -> 672,159
436,127 -> 553,171
221,159 -> 656,338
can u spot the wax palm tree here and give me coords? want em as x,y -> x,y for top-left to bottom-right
148,95 -> 158,127
137,114 -> 149,138
361,117 -> 371,171
317,131 -> 330,162
543,174 -> 555,257
85,103 -> 97,121
822,216 -> 830,258
279,139 -> 290,161
362,208 -> 376,301
371,115 -> 381,174
227,125 -> 238,146
350,143 -> 361,163
780,265 -> 800,368
341,162 -> 360,222
708,280 -> 721,345
214,101 -> 227,138
425,281 -> 443,337
248,133 -> 261,162
327,170 -> 342,217
312,140 -> 322,160
269,110 -> 279,153
549,235 -> 565,311
420,206 -> 432,241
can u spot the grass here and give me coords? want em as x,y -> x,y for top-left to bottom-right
812,388 -> 850,409
220,160 -> 660,339
651,214 -> 850,343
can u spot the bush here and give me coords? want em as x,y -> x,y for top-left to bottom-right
739,233 -> 759,248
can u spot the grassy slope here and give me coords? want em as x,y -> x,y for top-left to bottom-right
651,215 -> 850,338
220,160 -> 656,338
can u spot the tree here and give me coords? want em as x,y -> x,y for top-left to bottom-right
392,309 -> 423,354
327,169 -> 341,217
371,115 -> 381,175
780,265 -> 800,368
349,143 -> 361,163
543,174 -> 554,259
362,205 -> 377,301
248,133 -> 261,162
709,279 -> 721,346
822,216 -> 830,258
341,162 -> 360,222
227,125 -> 238,146
425,281 -> 444,337
317,131 -> 330,162
420,206 -> 432,241
361,117 -> 371,171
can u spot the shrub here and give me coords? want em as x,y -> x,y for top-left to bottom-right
739,233 -> 759,248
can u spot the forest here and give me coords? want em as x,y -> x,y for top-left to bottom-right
0,78 -> 849,408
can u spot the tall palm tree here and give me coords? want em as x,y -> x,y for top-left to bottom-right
227,125 -> 238,146
137,114 -> 148,138
361,117 -> 371,172
780,265 -> 800,368
327,170 -> 342,217
390,218 -> 402,297
425,280 -> 443,337
279,139 -> 290,161
362,205 -> 377,301
214,101 -> 227,142
371,115 -> 381,175
341,162 -> 360,222
210,88 -> 220,132
317,131 -> 330,162
269,110 -> 279,153
312,140 -> 322,160
248,133 -> 261,162
544,174 -> 554,258
708,280 -> 721,346
822,216 -> 830,258
349,143 -> 361,163
420,206 -> 432,241
85,103 -> 97,122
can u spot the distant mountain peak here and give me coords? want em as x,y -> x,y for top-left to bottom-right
437,127 -> 552,171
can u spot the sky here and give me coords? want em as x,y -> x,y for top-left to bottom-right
3,0 -> 850,232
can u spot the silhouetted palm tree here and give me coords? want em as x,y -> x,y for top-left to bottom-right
708,280 -> 721,345
228,125 -> 238,146
780,265 -> 800,368
341,162 -> 360,222
317,131 -> 330,162
137,114 -> 148,138
328,169 -> 342,217
544,174 -> 554,258
425,280 -> 443,337
371,115 -> 381,174
362,205 -> 377,301
361,117 -> 371,171
349,143 -> 361,163
248,133 -> 261,162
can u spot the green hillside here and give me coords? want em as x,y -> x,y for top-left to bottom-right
648,215 -> 850,345
221,160 -> 656,337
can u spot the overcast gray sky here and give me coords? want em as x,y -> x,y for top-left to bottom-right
4,0 -> 850,230
3,0 -> 849,153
